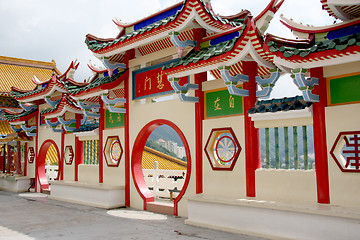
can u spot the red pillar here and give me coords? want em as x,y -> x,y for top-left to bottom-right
16,141 -> 22,175
310,67 -> 330,204
193,28 -> 207,194
75,114 -> 84,181
0,145 -> 4,173
243,61 -> 260,197
35,113 -> 39,191
99,99 -> 104,183
124,49 -> 135,207
24,143 -> 28,176
58,129 -> 65,180
195,72 -> 206,194
7,144 -> 12,173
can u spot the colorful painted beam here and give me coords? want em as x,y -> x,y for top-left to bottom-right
219,66 -> 249,97
291,69 -> 319,102
169,31 -> 197,58
168,77 -> 199,102
255,69 -> 281,98
100,92 -> 126,113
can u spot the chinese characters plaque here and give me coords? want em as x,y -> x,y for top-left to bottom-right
205,88 -> 243,118
132,60 -> 188,99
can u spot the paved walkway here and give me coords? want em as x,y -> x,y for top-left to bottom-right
0,191 -> 265,240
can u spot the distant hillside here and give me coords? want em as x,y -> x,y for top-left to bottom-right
259,126 -> 315,169
148,125 -> 184,147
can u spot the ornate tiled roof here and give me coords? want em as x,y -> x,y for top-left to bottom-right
3,108 -> 37,122
0,56 -> 60,93
267,32 -> 360,58
0,120 -> 15,135
142,146 -> 187,170
0,96 -> 19,108
248,96 -> 312,114
73,123 -> 99,133
65,68 -> 127,95
85,0 -> 245,56
163,32 -> 240,70
162,20 -> 274,78
320,0 -> 360,20
10,61 -> 81,101
45,144 -> 59,165
41,94 -> 81,117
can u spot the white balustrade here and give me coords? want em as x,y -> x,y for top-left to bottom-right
45,160 -> 58,182
142,162 -> 186,200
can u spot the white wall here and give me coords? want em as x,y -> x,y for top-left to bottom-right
326,103 -> 360,208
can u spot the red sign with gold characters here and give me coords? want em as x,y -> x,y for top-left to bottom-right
132,60 -> 188,99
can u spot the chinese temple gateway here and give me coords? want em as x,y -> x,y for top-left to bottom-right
1,0 -> 360,238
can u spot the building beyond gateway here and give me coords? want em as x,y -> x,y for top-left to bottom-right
1,0 -> 360,239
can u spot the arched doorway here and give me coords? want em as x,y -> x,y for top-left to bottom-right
37,140 -> 60,192
131,119 -> 191,216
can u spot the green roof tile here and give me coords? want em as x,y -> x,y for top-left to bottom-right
3,109 -> 37,121
65,69 -> 126,95
248,96 -> 312,114
270,33 -> 360,58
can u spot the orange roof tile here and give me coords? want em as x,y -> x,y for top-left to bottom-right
0,56 -> 60,93
0,120 -> 15,135
45,144 -> 59,165
142,146 -> 187,170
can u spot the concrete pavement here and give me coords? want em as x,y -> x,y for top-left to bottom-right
0,191 -> 265,240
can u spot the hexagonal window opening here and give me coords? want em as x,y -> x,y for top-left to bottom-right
64,146 -> 74,165
205,127 -> 241,171
330,131 -> 360,172
104,136 -> 123,167
28,147 -> 35,163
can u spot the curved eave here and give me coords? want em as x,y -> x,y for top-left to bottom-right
41,98 -> 82,119
5,109 -> 38,124
255,0 -> 284,21
269,44 -> 360,69
113,2 -> 184,29
69,70 -> 129,100
321,0 -> 360,20
164,21 -> 275,78
11,81 -> 67,103
280,15 -> 360,34
89,0 -> 238,57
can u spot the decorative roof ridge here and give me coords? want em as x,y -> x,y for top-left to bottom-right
266,31 -> 360,59
85,34 -> 116,44
112,1 -> 184,29
3,108 -> 38,121
65,78 -> 89,87
0,56 -> 58,70
280,14 -> 360,34
254,0 -> 284,22
66,68 -> 128,95
3,108 -> 25,115
85,0 -> 244,55
201,25 -> 246,42
11,86 -> 34,94
219,10 -> 251,21
40,93 -> 80,115
58,60 -> 80,81
265,33 -> 315,49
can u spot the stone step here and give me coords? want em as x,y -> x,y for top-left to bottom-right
146,201 -> 174,215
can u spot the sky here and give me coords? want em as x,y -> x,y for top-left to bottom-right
0,0 -> 337,98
